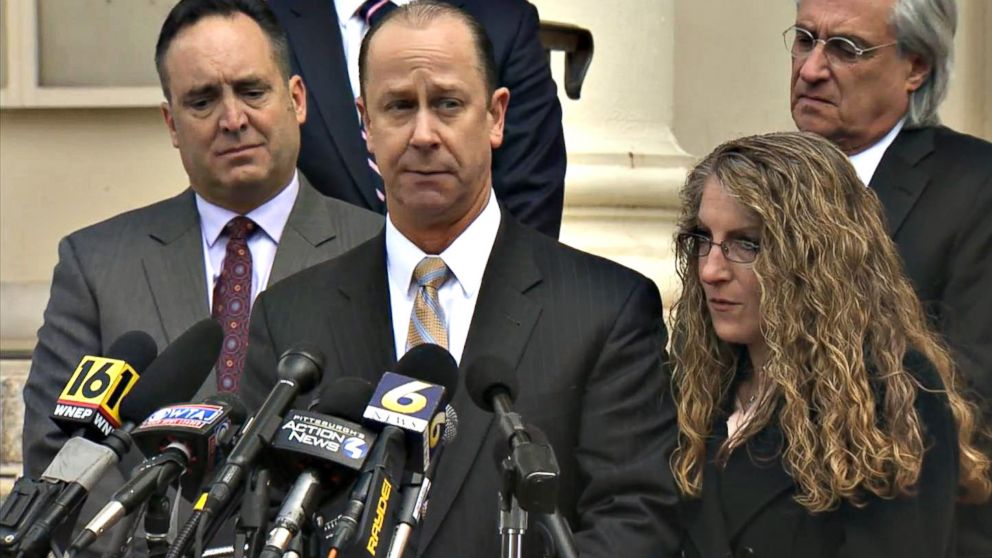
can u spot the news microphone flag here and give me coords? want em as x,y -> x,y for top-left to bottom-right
363,371 -> 446,474
132,397 -> 244,494
271,409 -> 377,473
52,353 -> 143,438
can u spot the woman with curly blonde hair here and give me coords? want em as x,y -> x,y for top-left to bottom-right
670,132 -> 989,558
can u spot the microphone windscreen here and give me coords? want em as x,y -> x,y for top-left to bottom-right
310,377 -> 375,422
395,343 -> 459,396
442,405 -> 459,443
105,330 -> 158,376
464,355 -> 519,413
276,345 -> 324,391
120,318 -> 223,422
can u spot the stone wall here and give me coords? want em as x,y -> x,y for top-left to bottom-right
0,359 -> 28,496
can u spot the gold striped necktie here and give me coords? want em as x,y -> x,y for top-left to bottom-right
406,256 -> 451,351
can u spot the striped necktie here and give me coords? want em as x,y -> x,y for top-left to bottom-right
357,0 -> 399,207
406,257 -> 451,351
358,0 -> 398,28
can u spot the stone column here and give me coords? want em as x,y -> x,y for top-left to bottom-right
532,0 -> 692,307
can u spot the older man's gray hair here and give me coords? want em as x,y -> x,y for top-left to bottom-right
890,0 -> 956,128
794,0 -> 957,128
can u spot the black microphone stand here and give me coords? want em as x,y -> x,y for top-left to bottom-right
493,405 -> 577,558
498,457 -> 528,558
533,512 -> 579,558
493,411 -> 578,558
234,468 -> 271,558
144,486 -> 174,557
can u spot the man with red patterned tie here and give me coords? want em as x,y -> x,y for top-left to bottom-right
21,1 -> 383,555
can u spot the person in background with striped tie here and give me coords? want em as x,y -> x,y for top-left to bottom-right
268,0 -> 567,238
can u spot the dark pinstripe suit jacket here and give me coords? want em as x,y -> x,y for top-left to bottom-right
240,214 -> 680,557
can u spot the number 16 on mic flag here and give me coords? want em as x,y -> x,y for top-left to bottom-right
53,355 -> 141,438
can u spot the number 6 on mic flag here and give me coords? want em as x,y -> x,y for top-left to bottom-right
363,372 -> 446,473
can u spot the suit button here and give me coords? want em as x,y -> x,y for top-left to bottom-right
739,546 -> 756,557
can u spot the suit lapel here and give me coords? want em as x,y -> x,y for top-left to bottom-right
418,218 -> 543,553
869,127 -> 935,236
269,177 -> 341,285
683,418 -> 794,554
683,434 -> 733,558
719,422 -> 794,539
327,232 -> 398,384
141,190 -> 210,347
281,0 -> 379,209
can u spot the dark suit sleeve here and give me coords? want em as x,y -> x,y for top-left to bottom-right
491,2 -> 567,239
942,172 -> 992,404
837,356 -> 959,558
21,236 -> 101,478
572,278 -> 680,556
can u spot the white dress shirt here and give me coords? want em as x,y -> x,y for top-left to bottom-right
196,172 -> 300,309
336,0 -> 413,106
848,117 -> 905,186
386,189 -> 501,364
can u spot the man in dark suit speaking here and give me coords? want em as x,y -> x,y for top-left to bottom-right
21,1 -> 382,554
785,0 -> 991,554
268,0 -> 567,238
239,2 -> 679,556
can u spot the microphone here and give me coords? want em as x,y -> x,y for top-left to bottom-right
258,378 -> 377,558
0,330 -> 157,555
364,344 -> 459,474
385,404 -> 459,558
51,330 -> 157,439
174,346 -> 324,554
67,393 -> 247,554
326,344 -> 458,555
465,355 -> 560,514
14,319 -> 224,556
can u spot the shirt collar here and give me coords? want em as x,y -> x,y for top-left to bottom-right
337,0 -> 365,24
196,172 -> 300,247
386,188 -> 501,298
848,117 -> 906,186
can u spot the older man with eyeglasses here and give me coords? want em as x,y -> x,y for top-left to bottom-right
785,0 -> 992,555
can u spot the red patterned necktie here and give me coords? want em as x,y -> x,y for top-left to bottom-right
212,216 -> 256,392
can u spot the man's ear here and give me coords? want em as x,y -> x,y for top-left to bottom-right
356,95 -> 373,153
289,75 -> 307,124
161,101 -> 180,149
488,87 -> 510,149
905,52 -> 932,93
